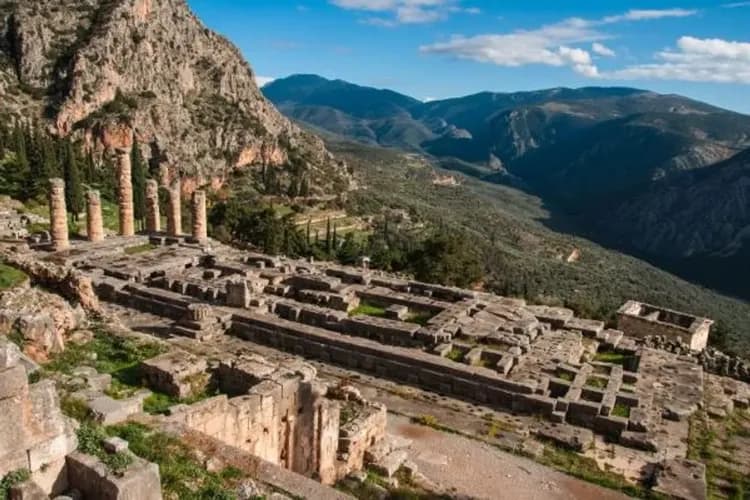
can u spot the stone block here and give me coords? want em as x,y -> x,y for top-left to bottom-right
103,437 -> 129,454
66,452 -> 162,500
1,338 -> 22,369
88,395 -> 143,425
619,431 -> 658,452
370,450 -> 408,478
8,480 -> 49,500
534,423 -> 593,452
0,364 -> 27,400
652,459 -> 707,500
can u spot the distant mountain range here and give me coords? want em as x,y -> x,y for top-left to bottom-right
264,74 -> 750,299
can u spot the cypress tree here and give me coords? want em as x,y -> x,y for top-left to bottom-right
131,141 -> 147,229
12,125 -> 30,199
325,217 -> 331,254
332,223 -> 338,251
63,141 -> 84,221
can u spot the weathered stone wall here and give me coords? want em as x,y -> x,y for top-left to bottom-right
0,339 -> 78,495
617,301 -> 712,351
167,372 -> 341,484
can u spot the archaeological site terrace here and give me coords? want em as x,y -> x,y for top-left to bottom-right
1,174 -> 749,500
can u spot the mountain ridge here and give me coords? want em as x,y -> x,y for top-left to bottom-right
265,74 -> 750,299
0,1 -> 350,195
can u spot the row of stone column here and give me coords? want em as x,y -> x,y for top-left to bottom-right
48,171 -> 208,250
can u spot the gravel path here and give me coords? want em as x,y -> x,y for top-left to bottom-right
389,415 -> 628,500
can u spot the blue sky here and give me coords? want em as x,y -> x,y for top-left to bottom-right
187,0 -> 749,113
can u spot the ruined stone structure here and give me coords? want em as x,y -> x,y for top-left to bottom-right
167,178 -> 182,237
48,178 -> 69,251
0,338 -> 164,499
86,190 -> 105,243
145,179 -> 161,233
137,347 -> 386,485
0,338 -> 77,495
617,300 -> 713,351
115,148 -> 135,237
191,190 -> 207,243
9,217 -> 749,499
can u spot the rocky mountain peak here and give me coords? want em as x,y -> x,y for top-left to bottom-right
0,0 -> 350,195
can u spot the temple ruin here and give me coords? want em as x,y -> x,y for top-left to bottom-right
617,300 -> 713,351
2,177 -> 748,500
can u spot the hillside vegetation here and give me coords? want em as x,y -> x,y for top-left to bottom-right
330,138 -> 750,355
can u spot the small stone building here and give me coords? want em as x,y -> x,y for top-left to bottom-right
617,301 -> 713,351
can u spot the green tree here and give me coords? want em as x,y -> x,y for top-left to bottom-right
131,142 -> 147,229
325,217 -> 332,254
63,141 -> 84,221
410,231 -> 483,288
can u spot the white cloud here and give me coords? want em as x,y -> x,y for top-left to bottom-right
722,1 -> 750,7
420,17 -> 603,77
604,36 -> 750,83
601,8 -> 697,23
331,0 -> 477,25
420,8 -> 701,79
592,42 -> 616,57
255,76 -> 275,87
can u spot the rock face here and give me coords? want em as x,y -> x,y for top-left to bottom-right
0,0 -> 350,195
0,285 -> 85,361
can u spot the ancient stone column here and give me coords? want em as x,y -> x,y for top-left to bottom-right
191,190 -> 207,242
48,178 -> 69,251
115,147 -> 135,237
145,179 -> 160,233
166,178 -> 182,237
86,190 -> 104,243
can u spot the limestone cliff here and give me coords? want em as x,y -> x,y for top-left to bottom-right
0,0 -> 350,195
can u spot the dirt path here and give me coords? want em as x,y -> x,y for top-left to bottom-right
389,415 -> 628,500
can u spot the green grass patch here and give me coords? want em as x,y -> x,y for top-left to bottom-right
612,404 -> 631,418
593,351 -> 630,366
585,376 -> 608,390
124,243 -> 157,255
412,414 -> 440,429
445,348 -> 464,362
557,371 -> 575,382
349,300 -> 387,318
77,423 -> 133,475
0,263 -> 27,290
0,469 -> 31,500
406,309 -> 434,326
107,422 -> 250,499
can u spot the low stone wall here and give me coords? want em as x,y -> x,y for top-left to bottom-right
228,310 -> 547,415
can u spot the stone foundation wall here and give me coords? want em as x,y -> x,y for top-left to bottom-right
228,311 -> 544,412
167,377 -> 340,483
0,339 -> 78,496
